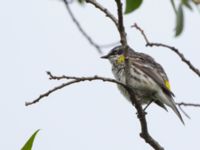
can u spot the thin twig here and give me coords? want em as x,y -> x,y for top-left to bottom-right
85,0 -> 118,28
178,105 -> 191,119
176,102 -> 200,107
132,23 -> 200,77
63,0 -> 102,54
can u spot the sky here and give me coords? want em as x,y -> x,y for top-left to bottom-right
0,0 -> 200,150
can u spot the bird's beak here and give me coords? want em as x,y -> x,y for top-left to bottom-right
101,54 -> 109,59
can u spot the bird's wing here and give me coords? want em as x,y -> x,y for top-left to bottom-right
129,52 -> 174,97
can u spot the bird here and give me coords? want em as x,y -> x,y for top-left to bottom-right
101,45 -> 184,124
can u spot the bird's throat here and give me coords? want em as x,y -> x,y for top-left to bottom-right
117,55 -> 125,64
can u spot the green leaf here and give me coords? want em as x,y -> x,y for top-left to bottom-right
182,0 -> 192,10
77,0 -> 84,4
175,4 -> 184,36
170,0 -> 177,14
21,129 -> 40,150
125,0 -> 143,14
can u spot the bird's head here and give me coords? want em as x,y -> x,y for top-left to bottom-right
101,45 -> 125,65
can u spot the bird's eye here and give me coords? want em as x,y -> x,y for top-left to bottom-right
117,49 -> 123,55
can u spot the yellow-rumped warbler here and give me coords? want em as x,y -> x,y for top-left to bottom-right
101,45 -> 184,124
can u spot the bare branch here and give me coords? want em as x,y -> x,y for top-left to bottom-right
85,0 -> 118,28
132,94 -> 164,150
25,72 -> 126,106
132,23 -> 200,77
63,0 -> 102,54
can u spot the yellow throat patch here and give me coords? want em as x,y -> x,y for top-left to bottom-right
117,55 -> 125,64
164,80 -> 171,90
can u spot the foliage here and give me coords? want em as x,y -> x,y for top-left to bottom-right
77,0 -> 84,4
175,3 -> 184,36
125,0 -> 143,14
21,130 -> 40,150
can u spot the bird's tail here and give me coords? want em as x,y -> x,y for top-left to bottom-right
167,98 -> 185,125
